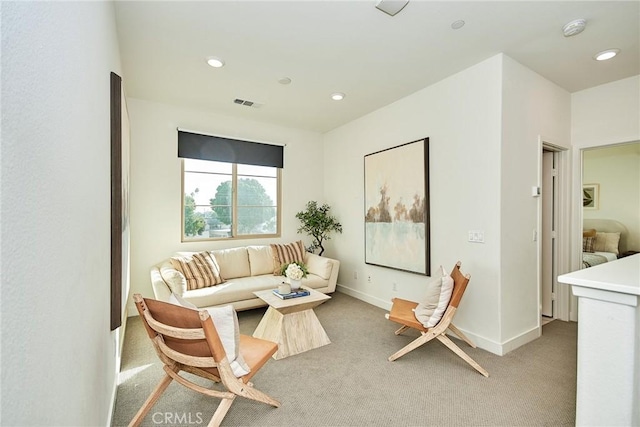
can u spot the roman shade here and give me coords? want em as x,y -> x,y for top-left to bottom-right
178,130 -> 284,168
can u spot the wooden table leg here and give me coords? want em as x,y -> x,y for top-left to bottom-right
253,306 -> 331,359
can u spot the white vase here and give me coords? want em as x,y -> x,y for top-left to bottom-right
288,278 -> 302,291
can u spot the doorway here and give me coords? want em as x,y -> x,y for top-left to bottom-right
541,149 -> 558,321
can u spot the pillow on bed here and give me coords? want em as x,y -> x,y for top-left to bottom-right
593,232 -> 621,255
583,229 -> 597,238
583,236 -> 596,253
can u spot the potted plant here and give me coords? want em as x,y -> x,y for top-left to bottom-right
295,201 -> 343,256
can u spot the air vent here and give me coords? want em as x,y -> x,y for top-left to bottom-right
233,98 -> 263,108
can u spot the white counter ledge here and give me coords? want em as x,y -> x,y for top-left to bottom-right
557,253 -> 640,427
558,253 -> 640,296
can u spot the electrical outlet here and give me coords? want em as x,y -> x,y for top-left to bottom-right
392,282 -> 398,292
367,275 -> 372,283
353,271 -> 358,280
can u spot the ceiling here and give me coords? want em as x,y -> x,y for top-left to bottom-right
114,1 -> 640,133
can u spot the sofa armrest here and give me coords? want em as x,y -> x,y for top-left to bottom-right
150,265 -> 172,302
326,257 -> 340,293
306,252 -> 340,293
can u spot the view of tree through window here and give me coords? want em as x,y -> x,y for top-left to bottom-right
182,159 -> 279,240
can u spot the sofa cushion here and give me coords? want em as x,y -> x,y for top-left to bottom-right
170,251 -> 224,291
183,275 -> 283,308
160,260 -> 187,295
270,240 -> 306,275
305,253 -> 332,280
211,247 -> 251,279
247,246 -> 274,276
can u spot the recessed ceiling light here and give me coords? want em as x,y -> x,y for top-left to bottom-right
278,77 -> 292,85
451,20 -> 465,30
562,19 -> 586,37
594,49 -> 620,61
331,92 -> 345,101
207,57 -> 225,68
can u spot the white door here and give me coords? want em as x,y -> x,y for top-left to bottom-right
541,151 -> 556,318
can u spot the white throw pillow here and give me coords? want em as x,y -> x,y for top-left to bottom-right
413,269 -> 444,326
211,247 -> 251,279
166,295 -> 250,377
205,305 -> 251,378
247,245 -> 274,276
414,266 -> 454,328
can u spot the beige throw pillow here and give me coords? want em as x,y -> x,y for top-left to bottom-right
414,266 -> 454,328
413,271 -> 444,326
593,232 -> 621,255
170,251 -> 224,291
271,240 -> 306,275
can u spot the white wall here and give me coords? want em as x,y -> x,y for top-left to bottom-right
583,143 -> 640,252
127,98 -> 324,314
324,55 -> 504,351
1,2 -> 122,425
323,54 -> 572,355
500,56 -> 571,345
572,76 -> 640,149
570,75 -> 640,320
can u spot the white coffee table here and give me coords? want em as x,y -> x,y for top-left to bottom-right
252,287 -> 331,359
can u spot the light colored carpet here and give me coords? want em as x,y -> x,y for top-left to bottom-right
112,291 -> 576,426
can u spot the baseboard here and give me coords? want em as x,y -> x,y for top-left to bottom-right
500,325 -> 541,355
336,284 -> 541,356
336,284 -> 392,311
445,328 -> 504,356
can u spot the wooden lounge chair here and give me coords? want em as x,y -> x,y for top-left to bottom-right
129,294 -> 280,427
386,262 -> 489,377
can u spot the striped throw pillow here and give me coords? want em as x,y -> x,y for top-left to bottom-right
270,240 -> 306,275
170,251 -> 224,290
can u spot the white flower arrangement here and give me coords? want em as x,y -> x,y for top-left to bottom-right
282,261 -> 308,281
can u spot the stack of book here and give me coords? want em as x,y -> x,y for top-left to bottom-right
272,288 -> 311,300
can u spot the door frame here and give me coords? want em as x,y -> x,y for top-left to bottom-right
537,136 -> 572,322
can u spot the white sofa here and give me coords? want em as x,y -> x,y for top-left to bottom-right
150,245 -> 340,311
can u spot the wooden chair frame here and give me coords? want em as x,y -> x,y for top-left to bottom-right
129,294 -> 280,427
386,262 -> 489,377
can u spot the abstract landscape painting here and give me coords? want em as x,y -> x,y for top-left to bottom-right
364,138 -> 430,275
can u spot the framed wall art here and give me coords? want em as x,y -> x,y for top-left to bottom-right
110,72 -> 131,330
364,138 -> 430,275
583,183 -> 599,210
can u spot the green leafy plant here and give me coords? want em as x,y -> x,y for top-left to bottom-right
295,201 -> 343,256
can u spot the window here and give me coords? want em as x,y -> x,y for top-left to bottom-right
182,159 -> 281,241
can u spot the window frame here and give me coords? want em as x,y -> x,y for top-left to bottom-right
180,159 -> 282,242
